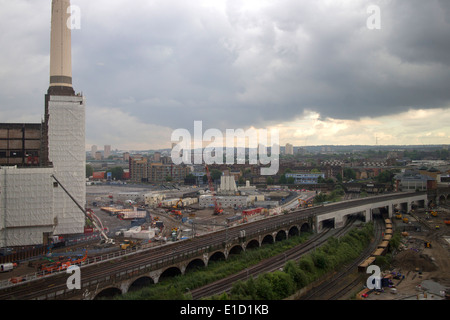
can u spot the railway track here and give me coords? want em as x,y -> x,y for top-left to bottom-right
0,192 -> 422,300
0,209 -> 316,300
300,216 -> 385,300
190,218 -> 359,299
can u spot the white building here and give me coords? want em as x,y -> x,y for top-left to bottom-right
199,195 -> 250,208
218,175 -> 238,195
144,193 -> 166,207
285,143 -> 294,155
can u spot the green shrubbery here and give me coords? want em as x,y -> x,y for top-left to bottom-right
116,223 -> 374,301
217,223 -> 374,300
116,232 -> 311,300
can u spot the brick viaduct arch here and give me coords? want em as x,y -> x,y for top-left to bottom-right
428,187 -> 450,207
90,221 -> 312,300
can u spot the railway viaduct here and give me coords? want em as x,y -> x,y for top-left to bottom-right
73,215 -> 314,300
78,192 -> 427,300
0,191 -> 428,300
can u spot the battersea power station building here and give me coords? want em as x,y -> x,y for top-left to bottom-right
0,0 -> 86,247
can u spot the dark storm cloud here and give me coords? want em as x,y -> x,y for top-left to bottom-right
1,0 -> 450,138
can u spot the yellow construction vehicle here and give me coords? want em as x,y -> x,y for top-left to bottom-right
298,199 -> 307,208
395,213 -> 402,220
173,198 -> 184,209
431,211 -> 438,217
120,240 -> 137,250
403,217 -> 409,223
424,241 -> 432,248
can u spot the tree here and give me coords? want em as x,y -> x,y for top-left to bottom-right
210,169 -> 222,181
376,170 -> 393,183
343,168 -> 356,180
255,275 -> 276,300
86,164 -> 94,178
284,260 -> 308,289
106,166 -> 124,180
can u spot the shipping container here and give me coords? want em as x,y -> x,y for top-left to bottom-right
242,207 -> 264,216
119,211 -> 147,220
0,263 -> 14,273
92,172 -> 105,179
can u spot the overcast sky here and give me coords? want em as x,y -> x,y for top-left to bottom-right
0,0 -> 449,151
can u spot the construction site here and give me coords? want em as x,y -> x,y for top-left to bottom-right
359,205 -> 450,300
0,167 -> 315,283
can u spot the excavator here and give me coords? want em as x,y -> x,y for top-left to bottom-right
120,239 -> 137,250
172,198 -> 184,209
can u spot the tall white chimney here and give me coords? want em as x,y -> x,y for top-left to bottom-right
49,0 -> 75,95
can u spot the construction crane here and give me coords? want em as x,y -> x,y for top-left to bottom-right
51,175 -> 115,246
205,165 -> 223,215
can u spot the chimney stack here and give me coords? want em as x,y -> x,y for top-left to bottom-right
48,0 -> 75,96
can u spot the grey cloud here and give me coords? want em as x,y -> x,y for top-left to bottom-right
1,0 -> 449,142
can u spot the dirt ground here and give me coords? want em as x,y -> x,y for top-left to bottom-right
364,206 -> 450,300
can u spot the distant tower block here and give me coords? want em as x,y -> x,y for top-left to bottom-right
48,0 -> 75,96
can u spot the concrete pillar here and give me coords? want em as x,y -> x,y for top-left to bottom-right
119,282 -> 129,295
315,219 -> 322,233
365,209 -> 371,222
149,270 -> 162,284
202,253 -> 209,267
388,204 -> 393,218
335,214 -> 344,229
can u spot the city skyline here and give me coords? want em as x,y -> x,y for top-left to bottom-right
1,0 -> 449,150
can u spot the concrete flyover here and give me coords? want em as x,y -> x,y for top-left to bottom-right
315,192 -> 427,233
